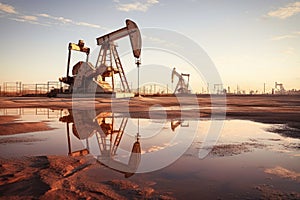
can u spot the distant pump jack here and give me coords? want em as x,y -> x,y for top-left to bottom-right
171,67 -> 190,94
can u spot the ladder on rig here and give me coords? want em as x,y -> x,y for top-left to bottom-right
95,42 -> 131,93
112,118 -> 128,155
111,44 -> 131,92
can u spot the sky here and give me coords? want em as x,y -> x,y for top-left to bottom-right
0,0 -> 299,93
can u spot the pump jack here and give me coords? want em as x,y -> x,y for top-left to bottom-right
170,119 -> 189,131
58,19 -> 141,96
274,82 -> 285,94
171,67 -> 190,94
59,109 -> 141,178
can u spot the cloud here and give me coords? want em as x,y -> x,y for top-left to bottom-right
271,34 -> 296,41
271,31 -> 300,41
10,17 -> 39,25
267,2 -> 300,19
0,2 -> 17,14
0,2 -> 42,26
75,22 -> 102,29
38,13 -> 72,24
10,15 -> 47,26
116,0 -> 159,12
0,2 -> 105,29
282,47 -> 295,55
38,13 -> 50,18
21,15 -> 38,21
38,13 -> 106,29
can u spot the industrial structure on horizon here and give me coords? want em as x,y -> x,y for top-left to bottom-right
1,80 -> 300,96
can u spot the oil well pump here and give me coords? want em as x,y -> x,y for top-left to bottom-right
58,40 -> 91,93
59,109 -> 141,177
171,67 -> 190,94
274,82 -> 285,94
57,19 -> 141,97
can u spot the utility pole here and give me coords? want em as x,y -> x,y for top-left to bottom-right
167,84 -> 168,94
207,83 -> 209,94
264,83 -> 266,94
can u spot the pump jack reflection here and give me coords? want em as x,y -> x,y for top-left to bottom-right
59,109 -> 141,178
171,119 -> 189,131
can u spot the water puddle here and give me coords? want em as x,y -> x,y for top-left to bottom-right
0,108 -> 299,198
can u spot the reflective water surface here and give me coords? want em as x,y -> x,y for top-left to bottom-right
0,108 -> 299,199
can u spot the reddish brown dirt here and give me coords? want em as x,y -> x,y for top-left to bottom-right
0,156 -> 174,200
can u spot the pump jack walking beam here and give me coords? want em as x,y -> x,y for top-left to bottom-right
96,20 -> 141,59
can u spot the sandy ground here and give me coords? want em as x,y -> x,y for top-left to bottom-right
0,155 -> 173,200
208,142 -> 266,157
0,95 -> 300,199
